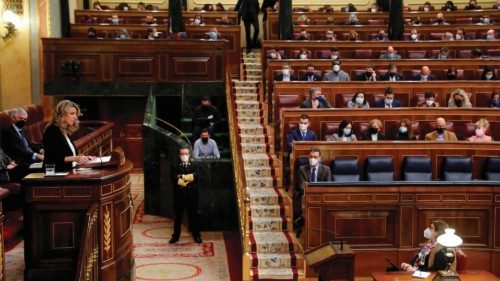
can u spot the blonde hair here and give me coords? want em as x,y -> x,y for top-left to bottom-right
448,88 -> 472,108
369,118 -> 383,129
475,118 -> 489,129
51,100 -> 81,135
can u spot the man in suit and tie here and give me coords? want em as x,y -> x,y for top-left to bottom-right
380,63 -> 405,81
300,87 -> 333,109
412,66 -> 437,81
294,148 -> 331,237
2,108 -> 44,181
374,87 -> 401,108
169,147 -> 202,244
425,117 -> 458,141
300,64 -> 322,81
286,114 -> 317,152
235,0 -> 260,52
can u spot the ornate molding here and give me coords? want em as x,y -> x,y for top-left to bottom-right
103,206 -> 111,254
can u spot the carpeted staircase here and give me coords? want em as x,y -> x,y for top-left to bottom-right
233,52 -> 304,280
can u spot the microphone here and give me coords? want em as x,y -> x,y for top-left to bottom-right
305,226 -> 344,251
385,257 -> 400,272
80,126 -> 104,169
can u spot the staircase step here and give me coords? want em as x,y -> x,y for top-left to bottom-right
237,109 -> 261,118
235,101 -> 260,110
250,268 -> 299,280
239,134 -> 266,144
232,80 -> 259,87
250,204 -> 285,218
248,188 -> 283,205
251,253 -> 301,268
244,166 -> 272,177
241,143 -> 267,154
235,94 -> 258,101
237,116 -> 262,125
246,176 -> 274,188
250,231 -> 296,253
238,125 -> 264,135
250,217 -> 290,231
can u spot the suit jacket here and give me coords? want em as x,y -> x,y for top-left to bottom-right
323,70 -> 350,81
362,132 -> 386,140
300,74 -> 321,81
380,73 -> 404,81
300,97 -> 333,109
325,133 -> 357,141
297,164 -> 331,195
356,72 -> 377,81
424,131 -> 458,141
378,53 -> 402,59
43,123 -> 78,172
286,128 -> 317,151
171,161 -> 199,198
374,99 -> 401,108
1,125 -> 41,165
412,74 -> 437,81
0,146 -> 12,184
275,73 -> 297,81
235,0 -> 259,19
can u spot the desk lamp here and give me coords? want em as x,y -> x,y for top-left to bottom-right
433,228 -> 463,281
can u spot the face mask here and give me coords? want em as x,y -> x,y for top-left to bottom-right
455,34 -> 462,40
423,7 -> 429,11
388,54 -> 395,59
492,99 -> 500,106
270,52 -> 277,59
331,55 -> 338,60
299,123 -> 308,132
378,34 -> 385,40
385,98 -> 393,105
411,34 -> 418,40
355,97 -> 364,105
300,54 -> 307,59
483,18 -> 490,24
15,120 -> 26,128
119,34 -> 127,39
426,99 -> 434,107
414,20 -> 421,25
439,54 -> 447,59
485,74 -> 493,80
332,65 -> 340,72
448,74 -> 456,80
370,127 -> 379,134
208,32 -> 218,40
454,99 -> 462,107
389,72 -> 396,77
111,18 -> 119,24
486,35 -> 494,41
282,69 -> 290,76
437,19 -> 444,24
180,155 -> 190,163
421,75 -> 428,80
201,137 -> 209,143
123,6 -> 129,11
307,71 -> 314,77
475,128 -> 485,137
399,126 -> 408,134
342,128 -> 351,135
309,158 -> 319,167
424,228 -> 433,240
371,8 -> 377,12
326,34 -> 334,39
436,127 -> 445,134
194,18 -> 201,24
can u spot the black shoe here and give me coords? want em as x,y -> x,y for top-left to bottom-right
169,237 -> 179,244
193,236 -> 202,244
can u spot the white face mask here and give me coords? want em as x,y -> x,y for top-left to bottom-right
425,99 -> 434,107
411,34 -> 418,40
299,123 -> 308,132
180,155 -> 190,163
194,18 -> 201,24
282,69 -> 290,76
371,8 -> 377,12
270,52 -> 277,59
424,228 -> 433,239
300,54 -> 307,59
385,98 -> 393,105
486,35 -> 494,40
355,97 -> 364,105
483,18 -> 490,24
333,65 -> 340,72
421,75 -> 428,80
485,74 -> 493,80
309,158 -> 319,167
475,128 -> 485,137
331,55 -> 338,60
455,34 -> 462,40
423,7 -> 429,11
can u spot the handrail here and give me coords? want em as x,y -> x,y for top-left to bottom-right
225,67 -> 251,280
75,203 -> 99,281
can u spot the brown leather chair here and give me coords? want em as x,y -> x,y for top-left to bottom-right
457,50 -> 472,59
354,122 -> 370,136
354,49 -> 373,59
277,95 -> 301,108
455,17 -> 472,24
367,19 -> 383,25
491,121 -> 500,141
319,49 -> 332,59
486,49 -> 500,57
451,120 -> 475,140
455,248 -> 468,272
321,122 -> 340,139
429,33 -> 444,40
407,50 -> 427,59
314,19 -> 327,25
461,69 -> 475,80
475,92 -> 494,107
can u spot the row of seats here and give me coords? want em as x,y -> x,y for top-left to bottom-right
295,156 -> 500,182
293,18 -> 495,25
267,48 -> 500,59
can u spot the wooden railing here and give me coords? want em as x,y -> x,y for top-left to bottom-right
75,203 -> 99,281
225,68 -> 251,280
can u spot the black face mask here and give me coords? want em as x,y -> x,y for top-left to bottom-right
437,19 -> 444,24
201,137 -> 209,144
378,35 -> 385,40
436,127 -> 445,134
447,74 -> 456,80
389,72 -> 396,77
15,120 -> 26,128
369,127 -> 379,134
454,99 -> 462,107
307,71 -> 314,77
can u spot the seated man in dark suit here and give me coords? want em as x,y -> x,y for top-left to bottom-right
300,64 -> 321,81
374,87 -> 401,108
295,148 -> 331,237
412,66 -> 437,81
286,114 -> 317,152
2,108 -> 44,181
300,87 -> 333,108
356,65 -> 378,81
379,46 -> 401,59
275,63 -> 297,81
380,63 -> 404,81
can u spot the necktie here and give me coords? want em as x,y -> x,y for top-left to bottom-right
18,130 -> 31,150
310,167 -> 316,182
302,132 -> 306,140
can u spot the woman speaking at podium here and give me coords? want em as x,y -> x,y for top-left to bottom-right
43,100 -> 95,172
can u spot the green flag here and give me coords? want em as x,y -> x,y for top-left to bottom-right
169,0 -> 185,32
279,0 -> 292,40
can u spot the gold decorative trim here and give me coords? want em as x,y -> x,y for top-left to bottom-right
103,206 -> 111,254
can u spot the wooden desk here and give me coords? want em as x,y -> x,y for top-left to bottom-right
22,161 -> 134,281
371,270 -> 499,281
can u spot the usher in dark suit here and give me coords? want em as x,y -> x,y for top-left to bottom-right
171,160 -> 200,240
42,123 -> 77,172
235,0 -> 260,49
2,124 -> 43,180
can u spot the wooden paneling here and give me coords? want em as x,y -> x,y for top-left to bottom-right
42,38 -> 228,83
302,182 -> 500,276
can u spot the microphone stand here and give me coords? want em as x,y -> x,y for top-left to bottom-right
80,126 -> 104,169
306,226 -> 344,251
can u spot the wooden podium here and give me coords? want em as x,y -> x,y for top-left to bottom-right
304,241 -> 356,281
22,148 -> 134,281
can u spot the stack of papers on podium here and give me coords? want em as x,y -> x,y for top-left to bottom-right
87,156 -> 111,164
412,271 -> 431,279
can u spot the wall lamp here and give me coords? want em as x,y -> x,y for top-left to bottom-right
2,10 -> 21,41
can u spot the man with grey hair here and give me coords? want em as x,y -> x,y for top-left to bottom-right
300,87 -> 333,108
2,107 -> 44,181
